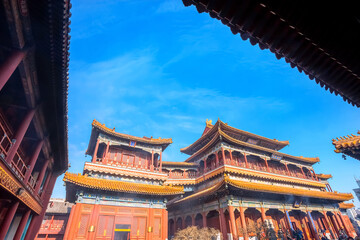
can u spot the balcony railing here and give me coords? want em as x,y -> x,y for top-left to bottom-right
0,118 -> 39,195
167,158 -> 318,182
97,158 -> 162,172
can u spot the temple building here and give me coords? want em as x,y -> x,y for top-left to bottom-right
63,119 -> 356,240
0,0 -> 70,239
333,132 -> 360,161
35,199 -> 74,240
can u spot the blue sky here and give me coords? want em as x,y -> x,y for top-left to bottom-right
52,0 -> 360,207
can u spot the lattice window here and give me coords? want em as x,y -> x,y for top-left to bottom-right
78,214 -> 90,236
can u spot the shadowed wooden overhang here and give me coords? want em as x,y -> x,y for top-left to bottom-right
182,0 -> 360,107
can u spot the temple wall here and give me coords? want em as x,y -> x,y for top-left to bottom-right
64,203 -> 168,240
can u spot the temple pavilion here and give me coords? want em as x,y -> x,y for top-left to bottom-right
63,119 -> 356,240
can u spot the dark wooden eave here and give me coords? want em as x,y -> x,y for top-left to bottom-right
183,0 -> 360,107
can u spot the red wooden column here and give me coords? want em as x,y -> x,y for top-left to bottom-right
243,153 -> 249,168
24,174 -> 57,240
285,163 -> 290,175
87,204 -> 100,239
215,152 -> 219,167
229,151 -> 234,165
204,158 -> 207,173
147,208 -> 154,240
228,206 -> 238,240
150,150 -> 154,171
63,205 -> 77,240
323,211 -> 337,239
221,147 -> 226,164
219,208 -> 227,240
202,212 -> 207,228
24,140 -> 44,182
338,212 -> 351,237
159,151 -> 163,172
6,108 -> 36,163
0,201 -> 20,239
34,159 -> 50,193
307,211 -> 320,240
192,214 -> 196,226
162,209 -> 168,239
239,206 -> 248,240
300,168 -> 306,178
264,159 -> 269,172
103,141 -> 110,164
261,207 -> 266,223
300,217 -> 311,240
92,138 -> 100,163
13,209 -> 31,240
0,50 -> 27,91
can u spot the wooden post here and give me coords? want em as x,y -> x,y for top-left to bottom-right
204,158 -> 207,173
307,211 -> 319,240
63,205 -> 77,240
0,50 -> 26,91
239,206 -> 248,240
243,153 -> 249,168
215,152 -> 219,167
323,211 -> 337,239
151,151 -> 154,171
34,159 -> 49,193
264,159 -> 269,172
92,138 -> 100,163
162,209 -> 168,240
219,208 -> 227,240
24,140 -> 44,182
229,151 -> 234,165
300,168 -> 306,178
221,147 -> 226,164
104,141 -> 110,164
13,209 -> 31,240
0,201 -> 19,239
202,212 -> 207,228
159,151 -> 163,172
338,212 -> 351,237
285,164 -> 290,175
6,109 -> 36,163
24,175 -> 57,240
261,207 -> 266,223
229,206 -> 238,240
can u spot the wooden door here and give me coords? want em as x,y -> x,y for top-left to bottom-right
131,216 -> 147,240
95,215 -> 115,239
75,214 -> 91,239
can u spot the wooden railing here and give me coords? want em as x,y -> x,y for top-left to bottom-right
0,118 -> 39,194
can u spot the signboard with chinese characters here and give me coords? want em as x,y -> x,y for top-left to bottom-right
271,154 -> 282,161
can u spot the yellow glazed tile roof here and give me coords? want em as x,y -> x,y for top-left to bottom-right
162,161 -> 198,166
316,174 -> 332,180
225,176 -> 353,201
92,119 -> 173,145
338,202 -> 355,209
181,119 -> 289,154
64,172 -> 184,195
170,175 -> 352,205
333,131 -> 360,152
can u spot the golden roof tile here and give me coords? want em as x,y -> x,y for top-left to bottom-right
225,176 -> 353,201
316,173 -> 332,180
92,119 -> 172,145
63,172 -> 184,195
333,132 -> 360,151
162,161 -> 198,167
338,202 -> 355,209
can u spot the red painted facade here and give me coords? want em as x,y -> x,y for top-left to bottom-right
0,0 -> 70,239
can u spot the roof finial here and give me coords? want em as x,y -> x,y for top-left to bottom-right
206,119 -> 212,126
